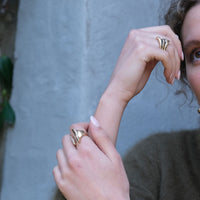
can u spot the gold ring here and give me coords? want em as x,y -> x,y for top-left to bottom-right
156,36 -> 169,51
70,135 -> 77,147
71,129 -> 88,146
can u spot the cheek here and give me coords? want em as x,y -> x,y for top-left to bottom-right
187,68 -> 200,103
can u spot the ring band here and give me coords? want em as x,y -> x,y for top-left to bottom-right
156,36 -> 169,51
70,135 -> 77,147
71,129 -> 88,146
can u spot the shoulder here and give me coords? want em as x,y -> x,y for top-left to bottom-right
124,129 -> 199,158
123,129 -> 199,170
123,129 -> 200,199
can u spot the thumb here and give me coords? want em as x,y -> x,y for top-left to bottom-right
89,116 -> 118,160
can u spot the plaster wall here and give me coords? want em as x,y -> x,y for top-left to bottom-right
1,0 -> 199,199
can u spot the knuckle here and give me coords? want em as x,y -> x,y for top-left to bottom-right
68,155 -> 80,169
128,29 -> 138,39
59,181 -> 66,192
163,25 -> 171,32
69,123 -> 76,131
52,166 -> 57,176
62,135 -> 68,145
52,166 -> 63,184
134,42 -> 146,56
56,149 -> 62,159
80,143 -> 92,157
137,42 -> 146,51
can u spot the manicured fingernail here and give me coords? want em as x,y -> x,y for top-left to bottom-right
182,52 -> 184,61
177,70 -> 181,80
90,116 -> 100,128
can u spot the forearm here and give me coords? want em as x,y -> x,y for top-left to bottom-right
93,84 -> 128,145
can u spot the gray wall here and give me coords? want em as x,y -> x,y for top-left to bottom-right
1,0 -> 199,199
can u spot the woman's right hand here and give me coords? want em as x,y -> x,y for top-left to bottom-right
105,25 -> 184,104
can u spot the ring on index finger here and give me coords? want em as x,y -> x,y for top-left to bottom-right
156,36 -> 170,51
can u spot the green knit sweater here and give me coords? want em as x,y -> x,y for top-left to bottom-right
55,129 -> 200,199
123,129 -> 200,200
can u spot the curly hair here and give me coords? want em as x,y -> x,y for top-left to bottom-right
165,0 -> 200,82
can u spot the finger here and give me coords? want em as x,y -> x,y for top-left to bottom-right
129,29 -> 180,82
141,25 -> 183,61
69,122 -> 90,144
140,26 -> 182,79
69,127 -> 106,163
167,45 -> 180,83
53,165 -> 62,185
145,30 -> 181,80
174,47 -> 181,80
89,116 -> 119,160
135,62 -> 156,94
62,134 -> 77,158
56,149 -> 68,173
141,44 -> 177,84
69,122 -> 89,133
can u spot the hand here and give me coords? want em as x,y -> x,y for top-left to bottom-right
106,25 -> 183,104
53,117 -> 130,200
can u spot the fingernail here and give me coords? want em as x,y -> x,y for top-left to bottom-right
177,70 -> 181,80
182,52 -> 184,61
90,116 -> 100,128
170,73 -> 173,81
176,34 -> 179,39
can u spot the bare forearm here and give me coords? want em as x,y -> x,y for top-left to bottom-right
94,85 -> 128,145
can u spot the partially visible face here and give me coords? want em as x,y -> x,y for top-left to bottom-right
182,3 -> 200,104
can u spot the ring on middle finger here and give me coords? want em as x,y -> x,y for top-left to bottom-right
156,36 -> 170,51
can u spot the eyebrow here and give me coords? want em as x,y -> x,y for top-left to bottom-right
184,40 -> 200,51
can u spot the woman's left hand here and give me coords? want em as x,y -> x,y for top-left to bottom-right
53,117 -> 130,200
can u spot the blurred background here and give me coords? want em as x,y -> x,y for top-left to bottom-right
0,0 -> 199,199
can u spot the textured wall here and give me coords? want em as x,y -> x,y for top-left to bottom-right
1,0 -> 200,199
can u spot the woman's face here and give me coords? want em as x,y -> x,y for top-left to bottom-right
182,3 -> 200,104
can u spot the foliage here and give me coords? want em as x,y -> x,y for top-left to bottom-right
0,56 -> 15,129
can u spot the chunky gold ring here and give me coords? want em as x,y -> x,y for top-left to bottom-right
70,135 -> 77,147
156,36 -> 169,51
71,129 -> 88,146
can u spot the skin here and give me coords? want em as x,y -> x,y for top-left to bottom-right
53,3 -> 200,200
182,3 -> 200,104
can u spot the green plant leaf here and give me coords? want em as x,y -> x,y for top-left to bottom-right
0,56 -> 13,92
0,111 -> 4,129
2,101 -> 15,125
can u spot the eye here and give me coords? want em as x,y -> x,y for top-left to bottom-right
190,49 -> 200,64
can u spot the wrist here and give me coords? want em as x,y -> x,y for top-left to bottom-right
103,81 -> 133,107
94,83 -> 129,145
100,88 -> 128,113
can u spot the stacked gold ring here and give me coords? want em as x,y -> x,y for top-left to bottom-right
70,129 -> 88,147
156,36 -> 170,51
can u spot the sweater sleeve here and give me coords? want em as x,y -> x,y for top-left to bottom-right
123,134 -> 161,200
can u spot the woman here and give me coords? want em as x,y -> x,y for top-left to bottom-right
53,0 -> 200,199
